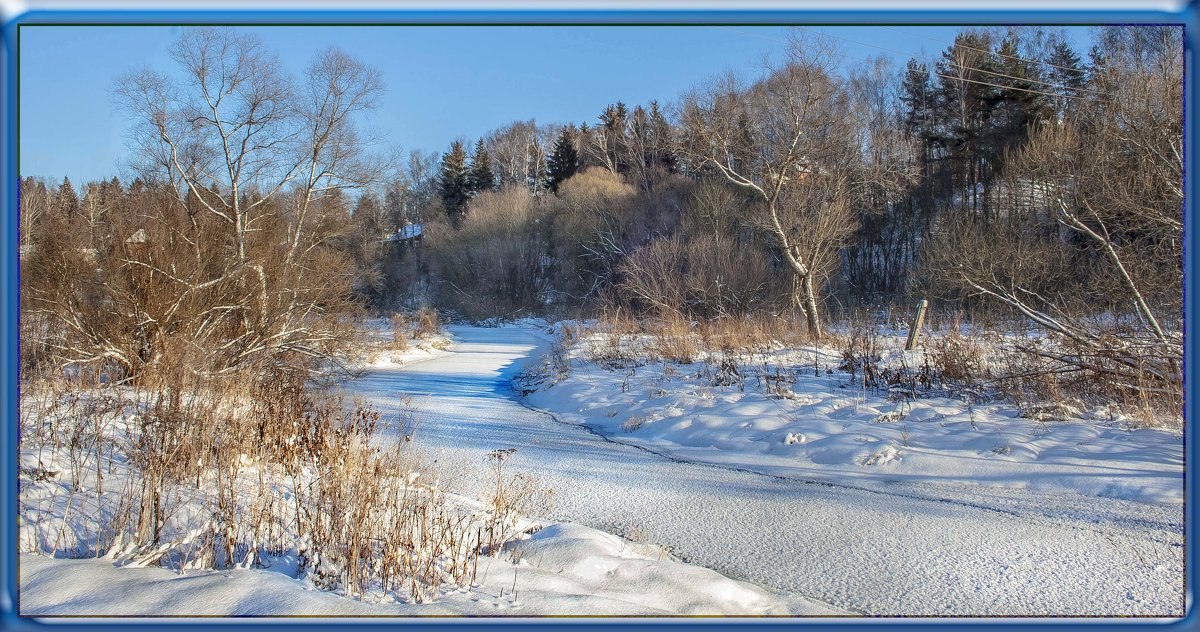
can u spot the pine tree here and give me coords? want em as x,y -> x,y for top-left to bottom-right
57,177 -> 79,220
900,57 -> 940,220
900,59 -> 935,179
597,102 -> 629,174
438,141 -> 470,227
935,31 -> 999,214
99,176 -> 122,208
990,34 -> 1050,160
468,138 -> 496,195
1046,41 -> 1085,119
546,126 -> 579,193
576,122 -> 595,170
647,100 -> 677,174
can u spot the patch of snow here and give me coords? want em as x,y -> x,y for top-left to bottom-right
20,521 -> 826,616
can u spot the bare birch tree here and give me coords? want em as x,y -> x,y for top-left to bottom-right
680,32 -> 857,339
79,27 -> 389,377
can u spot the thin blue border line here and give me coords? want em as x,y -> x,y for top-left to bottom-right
1183,6 -> 1196,630
1,4 -> 1196,630
3,4 -> 20,630
3,7 -> 1198,24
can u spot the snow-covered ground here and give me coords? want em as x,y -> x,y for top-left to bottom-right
346,324 -> 1183,616
20,322 -> 1186,617
525,330 -> 1183,505
18,320 -> 832,617
21,522 -> 809,616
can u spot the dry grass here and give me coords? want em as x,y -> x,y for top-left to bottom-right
581,311 -> 803,369
19,344 -> 548,602
414,307 -> 442,339
620,416 -> 646,433
696,315 -> 802,354
389,313 -> 411,351
646,316 -> 698,364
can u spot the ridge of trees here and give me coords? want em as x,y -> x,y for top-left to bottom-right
20,25 -> 1182,398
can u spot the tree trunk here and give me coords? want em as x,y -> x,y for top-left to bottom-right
801,273 -> 822,340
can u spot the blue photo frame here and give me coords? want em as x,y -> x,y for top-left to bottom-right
1,1 -> 1195,629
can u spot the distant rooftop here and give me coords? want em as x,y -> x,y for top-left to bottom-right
383,224 -> 423,242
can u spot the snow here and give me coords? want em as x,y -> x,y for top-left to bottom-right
21,521 -> 809,616
360,316 -> 452,367
382,224 -> 423,242
344,324 -> 1183,616
18,318 -> 827,617
525,344 -> 1183,504
19,323 -> 1185,617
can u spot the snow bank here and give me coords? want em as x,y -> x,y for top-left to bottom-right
20,521 -> 829,616
526,337 -> 1182,505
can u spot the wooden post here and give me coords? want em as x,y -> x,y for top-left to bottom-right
905,299 -> 929,351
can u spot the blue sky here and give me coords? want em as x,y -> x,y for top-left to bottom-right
19,25 -> 1095,185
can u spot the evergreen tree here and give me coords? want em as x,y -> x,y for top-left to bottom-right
99,176 -> 122,208
1086,44 -> 1108,87
646,100 -> 677,174
438,140 -> 470,227
900,60 -> 933,136
57,177 -> 79,220
546,126 -> 579,193
900,59 -> 936,178
468,138 -> 496,195
1046,41 -> 1085,119
597,102 -> 629,173
989,34 -> 1051,162
935,31 -> 999,214
576,122 -> 596,170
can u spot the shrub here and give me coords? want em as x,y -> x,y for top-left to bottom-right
414,307 -> 442,339
647,316 -> 698,364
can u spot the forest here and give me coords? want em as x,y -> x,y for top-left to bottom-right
19,25 -> 1182,407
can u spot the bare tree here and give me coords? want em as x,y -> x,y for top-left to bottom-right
19,177 -> 49,249
932,26 -> 1182,395
486,119 -> 556,192
79,27 -> 389,378
680,32 -> 858,339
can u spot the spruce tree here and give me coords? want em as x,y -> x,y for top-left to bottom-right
900,59 -> 935,178
598,102 -> 629,173
57,177 -> 79,220
992,34 -> 1050,155
546,127 -> 579,193
647,100 -> 677,174
468,138 -> 496,195
1046,41 -> 1085,119
935,32 -> 999,213
438,140 -> 470,227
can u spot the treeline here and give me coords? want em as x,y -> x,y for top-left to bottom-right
19,26 -> 1182,393
398,28 -> 1179,330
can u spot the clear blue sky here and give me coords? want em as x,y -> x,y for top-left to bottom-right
19,25 -> 1095,185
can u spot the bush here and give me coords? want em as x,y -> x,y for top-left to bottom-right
414,307 -> 442,339
429,187 -> 548,319
617,234 -> 773,321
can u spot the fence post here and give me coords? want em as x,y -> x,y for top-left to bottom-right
905,298 -> 929,351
